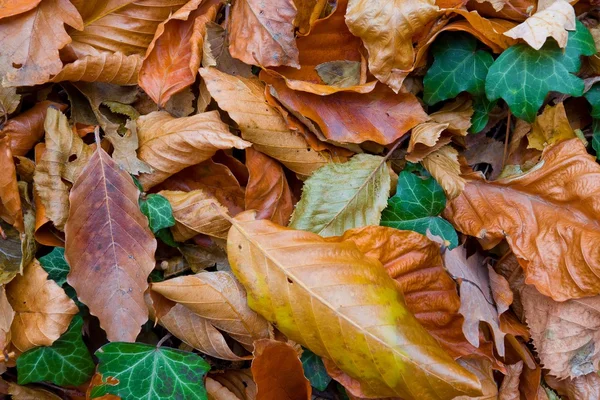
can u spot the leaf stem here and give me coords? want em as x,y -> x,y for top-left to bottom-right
156,333 -> 172,348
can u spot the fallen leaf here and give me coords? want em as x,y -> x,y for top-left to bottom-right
202,22 -> 253,78
454,358 -> 499,400
0,136 -> 22,232
293,0 -> 327,34
564,372 -> 600,400
7,381 -> 61,400
345,0 -> 440,92
498,361 -> 522,400
444,244 -> 506,356
207,369 -> 256,400
449,9 -> 518,51
245,148 -> 293,226
315,61 -> 361,88
463,134 -> 505,179
444,139 -> 600,301
0,86 -> 20,119
50,52 -> 143,85
200,67 -> 333,178
422,145 -> 466,200
0,0 -> 83,86
0,220 -> 23,284
227,211 -> 482,399
136,110 -> 251,190
152,271 -> 270,349
0,0 -> 41,20
179,242 -> 229,273
251,339 -> 311,400
139,0 -> 219,107
6,259 -> 77,353
65,139 -> 157,342
527,102 -> 576,150
106,119 -> 152,176
228,0 -> 299,68
0,286 -> 14,353
289,154 -> 390,236
489,266 -> 513,315
504,0 -> 575,50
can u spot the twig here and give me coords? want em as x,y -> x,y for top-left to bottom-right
157,333 -> 172,348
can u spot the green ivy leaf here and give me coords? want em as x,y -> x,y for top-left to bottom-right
91,342 -> 211,400
486,20 -> 596,122
140,194 -> 176,234
39,247 -> 69,287
470,96 -> 496,133
424,33 -> 493,106
17,315 -> 94,387
584,84 -> 600,119
592,120 -> 600,160
301,349 -> 331,391
155,227 -> 179,247
380,171 -> 458,248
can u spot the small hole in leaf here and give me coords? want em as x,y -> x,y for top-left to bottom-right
12,63 -> 22,69
68,154 -> 77,162
287,278 -> 293,284
238,245 -> 242,250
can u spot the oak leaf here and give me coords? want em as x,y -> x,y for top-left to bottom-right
136,110 -> 251,190
6,260 -> 77,353
245,148 -> 294,226
152,271 -> 270,349
528,102 -> 576,151
228,0 -> 299,68
345,0 -> 440,92
0,0 -> 83,86
251,339 -> 311,400
50,53 -> 143,85
227,211 -> 482,399
65,139 -> 157,342
444,139 -> 600,301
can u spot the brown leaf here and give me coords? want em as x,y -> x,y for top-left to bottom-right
498,361 -> 523,400
454,358 -> 499,400
2,101 -> 66,157
202,22 -> 253,78
179,242 -> 229,273
208,369 -> 256,400
422,145 -> 466,200
564,372 -> 600,400
65,141 -> 157,342
136,110 -> 250,190
527,103 -> 576,151
449,9 -> 518,52
464,134 -> 505,180
50,52 -> 143,85
0,136 -> 22,232
245,148 -> 293,226
0,219 -> 24,284
152,271 -> 270,349
33,108 -> 93,230
228,0 -> 299,68
444,139 -> 600,301
521,284 -> 600,379
264,74 -> 429,145
0,0 -> 83,86
7,381 -> 62,400
6,259 -> 77,352
68,0 -> 186,57
106,119 -> 152,176
200,67 -> 334,178
160,189 -> 231,241
0,0 -> 41,20
293,0 -> 327,34
0,286 -> 14,353
444,244 -> 506,356
139,0 -> 220,107
0,86 -> 20,119
251,339 -> 311,400
345,0 -> 440,92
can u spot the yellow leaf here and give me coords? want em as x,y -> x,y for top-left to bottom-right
527,102 -> 576,151
422,145 -> 466,200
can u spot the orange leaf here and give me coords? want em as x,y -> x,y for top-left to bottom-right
139,0 -> 220,107
245,148 -> 293,226
0,0 -> 41,20
50,52 -> 143,85
0,136 -> 22,232
251,339 -> 311,400
444,139 -> 600,301
65,142 -> 157,342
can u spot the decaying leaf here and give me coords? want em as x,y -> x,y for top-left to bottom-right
206,369 -> 256,400
0,136 -> 22,232
528,102 -> 576,151
422,145 -> 466,200
0,286 -> 14,353
65,139 -> 156,342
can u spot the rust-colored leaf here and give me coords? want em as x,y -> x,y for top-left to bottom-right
207,369 -> 257,400
0,136 -> 22,232
65,140 -> 157,342
50,53 -> 143,85
0,0 -> 41,20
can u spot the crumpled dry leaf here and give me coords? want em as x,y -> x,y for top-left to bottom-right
0,86 -> 20,119
251,339 -> 311,400
0,0 -> 83,86
7,381 -> 62,400
345,0 -> 440,92
0,136 -> 22,232
463,134 -> 505,179
6,259 -> 77,353
179,242 -> 229,273
444,139 -> 600,301
33,108 -> 93,230
498,361 -> 522,400
422,145 -> 466,200
65,141 -> 156,342
444,244 -> 506,356
245,148 -> 293,226
159,189 -> 232,241
449,9 -> 518,52
293,0 -> 327,35
564,372 -> 600,400
202,22 -> 253,78
106,119 -> 152,176
0,220 -> 23,284
227,211 -> 482,399
527,102 -> 576,151
136,110 -> 251,190
200,67 -> 334,178
152,271 -> 270,350
454,358 -> 499,400
207,369 -> 256,400
139,0 -> 219,107
0,0 -> 41,20
504,0 -> 575,50
228,0 -> 299,68
0,286 -> 14,353
50,52 -> 143,85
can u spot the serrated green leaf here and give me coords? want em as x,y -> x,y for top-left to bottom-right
584,84 -> 600,119
470,96 -> 496,133
17,315 -> 94,387
486,20 -> 596,122
380,171 -> 458,248
289,154 -> 391,237
301,349 -> 331,391
39,247 -> 69,287
424,33 -> 493,106
140,194 -> 176,234
91,342 -> 210,400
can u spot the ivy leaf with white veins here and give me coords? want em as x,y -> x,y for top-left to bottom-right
486,20 -> 596,122
471,96 -> 497,134
289,154 -> 391,237
380,171 -> 458,249
424,33 -> 493,106
39,247 -> 69,287
139,194 -> 176,234
90,342 -> 211,400
17,315 -> 94,387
